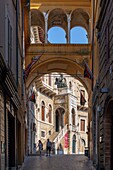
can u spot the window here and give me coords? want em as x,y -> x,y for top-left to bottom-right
48,104 -> 52,123
80,90 -> 86,106
80,119 -> 85,131
8,19 -> 12,67
69,81 -> 72,90
33,123 -> 36,132
72,108 -> 75,125
41,101 -> 45,121
41,131 -> 45,137
49,130 -> 51,135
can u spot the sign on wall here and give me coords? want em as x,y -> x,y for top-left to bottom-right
64,132 -> 68,148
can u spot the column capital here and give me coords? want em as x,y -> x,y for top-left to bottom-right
43,11 -> 49,21
66,12 -> 72,21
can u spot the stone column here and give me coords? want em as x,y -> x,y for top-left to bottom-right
67,14 -> 71,44
43,12 -> 49,44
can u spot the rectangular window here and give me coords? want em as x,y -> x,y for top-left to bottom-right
49,130 -> 51,135
80,119 -> 85,131
41,131 -> 45,137
8,19 -> 12,67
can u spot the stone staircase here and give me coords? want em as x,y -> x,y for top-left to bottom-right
35,125 -> 68,156
49,132 -> 59,141
42,131 -> 59,150
53,124 -> 68,154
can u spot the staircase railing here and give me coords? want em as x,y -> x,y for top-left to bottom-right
53,124 -> 68,154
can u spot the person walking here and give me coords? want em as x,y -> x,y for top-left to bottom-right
38,140 -> 43,157
46,139 -> 51,156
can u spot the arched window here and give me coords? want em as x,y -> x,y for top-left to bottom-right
48,26 -> 66,44
41,101 -> 45,121
70,26 -> 88,44
80,90 -> 86,106
72,108 -> 75,125
48,104 -> 52,123
69,81 -> 72,90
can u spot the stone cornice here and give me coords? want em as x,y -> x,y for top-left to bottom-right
26,44 -> 91,56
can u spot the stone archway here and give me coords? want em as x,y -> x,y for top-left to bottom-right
71,9 -> 90,34
25,43 -> 91,91
104,97 -> 113,169
55,107 -> 65,132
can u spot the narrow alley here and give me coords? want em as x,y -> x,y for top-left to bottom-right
1,0 -> 113,170
21,155 -> 95,170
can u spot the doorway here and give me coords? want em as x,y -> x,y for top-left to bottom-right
8,112 -> 15,168
55,108 -> 65,132
104,99 -> 113,169
72,134 -> 76,153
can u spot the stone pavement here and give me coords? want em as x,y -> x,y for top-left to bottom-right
21,154 -> 96,170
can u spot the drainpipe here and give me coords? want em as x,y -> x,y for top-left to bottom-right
4,91 -> 7,168
92,0 -> 95,91
22,5 -> 24,97
16,0 -> 18,86
15,0 -> 18,167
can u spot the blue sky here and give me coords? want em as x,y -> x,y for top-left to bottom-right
48,26 -> 88,44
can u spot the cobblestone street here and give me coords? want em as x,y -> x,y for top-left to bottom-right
21,155 -> 96,170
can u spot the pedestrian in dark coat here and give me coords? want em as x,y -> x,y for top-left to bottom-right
46,139 -> 51,156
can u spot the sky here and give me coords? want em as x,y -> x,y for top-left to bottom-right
48,26 -> 88,44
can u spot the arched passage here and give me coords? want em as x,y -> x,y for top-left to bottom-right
25,50 -> 90,92
26,3 -> 91,159
55,107 -> 65,132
